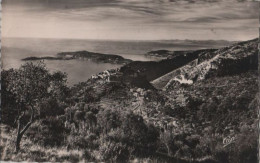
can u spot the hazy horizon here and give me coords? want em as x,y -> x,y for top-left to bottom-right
2,36 -> 243,42
2,0 -> 258,41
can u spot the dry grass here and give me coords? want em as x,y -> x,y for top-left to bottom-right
0,124 -> 89,162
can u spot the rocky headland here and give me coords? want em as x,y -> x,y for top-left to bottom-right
22,50 -> 132,64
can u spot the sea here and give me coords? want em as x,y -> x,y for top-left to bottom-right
2,37 -> 232,86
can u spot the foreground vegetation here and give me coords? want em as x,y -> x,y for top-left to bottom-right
1,38 -> 258,163
0,60 -> 257,163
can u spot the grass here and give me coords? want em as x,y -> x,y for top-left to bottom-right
0,124 -> 88,162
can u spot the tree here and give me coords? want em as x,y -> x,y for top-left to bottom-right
2,69 -> 19,126
49,71 -> 70,101
38,97 -> 65,118
85,111 -> 97,132
73,110 -> 85,130
97,109 -> 121,134
3,61 -> 67,152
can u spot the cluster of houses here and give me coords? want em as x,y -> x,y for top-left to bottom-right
91,69 -> 119,82
90,68 -> 142,85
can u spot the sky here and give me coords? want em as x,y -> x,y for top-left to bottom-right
1,0 -> 259,41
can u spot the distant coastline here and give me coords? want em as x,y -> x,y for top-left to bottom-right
22,50 -> 133,65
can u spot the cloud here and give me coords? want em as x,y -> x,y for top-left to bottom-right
2,0 -> 258,40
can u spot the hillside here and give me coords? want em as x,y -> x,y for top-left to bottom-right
152,38 -> 258,89
120,49 -> 217,82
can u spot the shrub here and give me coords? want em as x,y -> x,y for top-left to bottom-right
97,109 -> 121,134
26,117 -> 68,147
211,127 -> 258,163
39,98 -> 65,118
97,110 -> 159,160
99,141 -> 131,162
67,133 -> 98,149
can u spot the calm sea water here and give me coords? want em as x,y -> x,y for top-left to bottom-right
2,37 -> 231,85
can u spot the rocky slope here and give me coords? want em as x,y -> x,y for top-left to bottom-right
151,38 -> 258,89
120,49 -> 218,82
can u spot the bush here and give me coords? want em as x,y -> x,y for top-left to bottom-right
230,129 -> 258,163
96,110 -> 159,160
99,141 -> 131,162
211,127 -> 258,163
26,117 -> 68,147
97,109 -> 121,134
39,98 -> 65,118
67,133 -> 98,149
